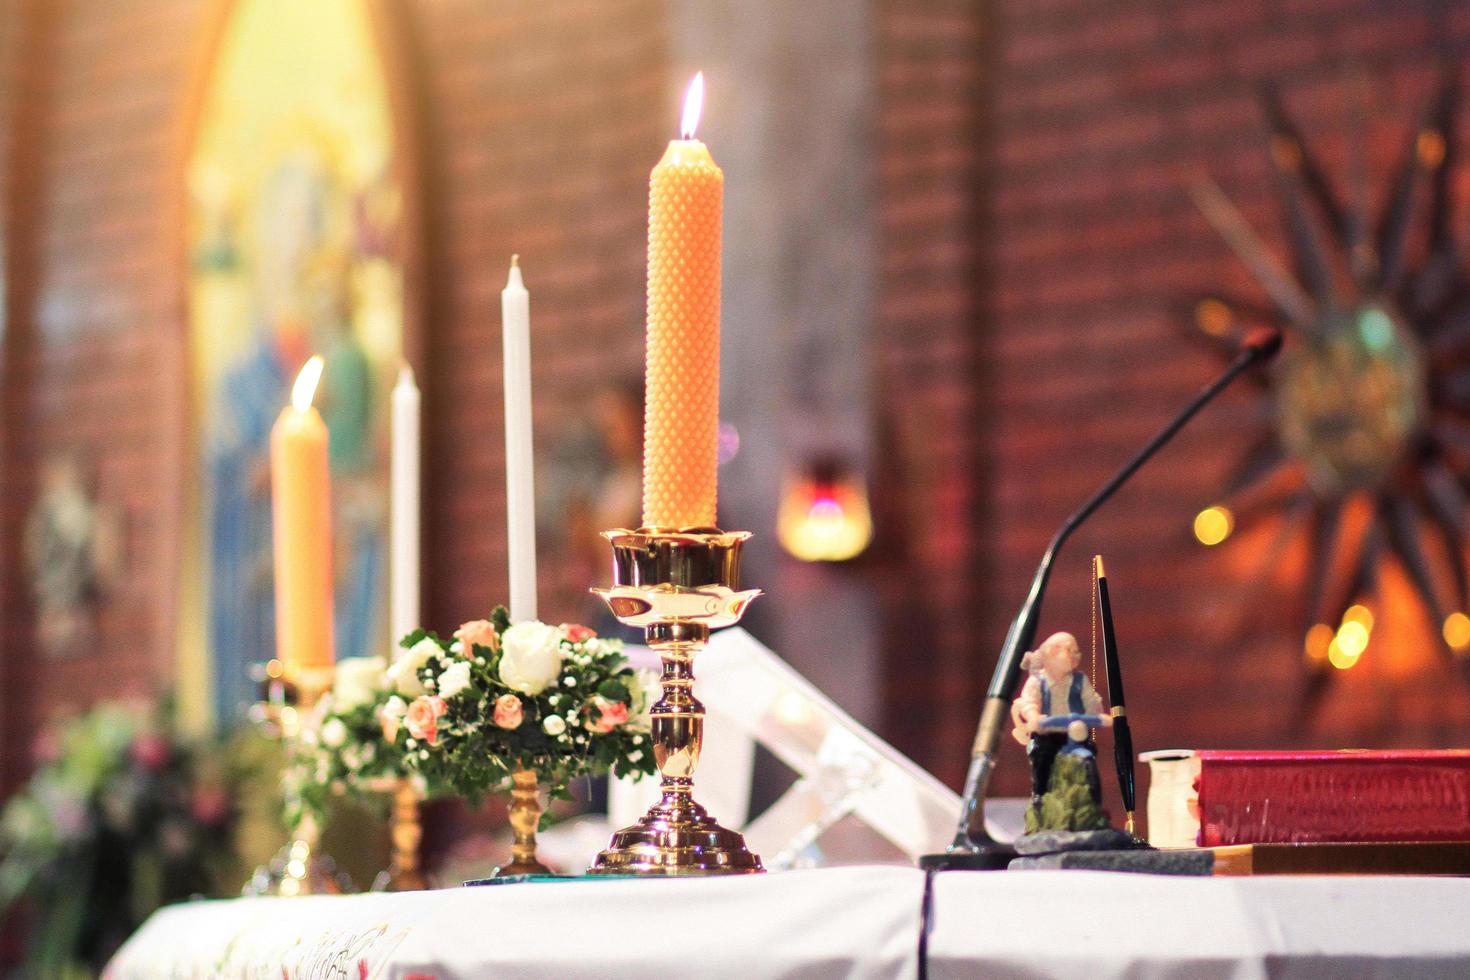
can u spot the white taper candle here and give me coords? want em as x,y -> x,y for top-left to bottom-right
390,363 -> 421,645
502,255 -> 538,623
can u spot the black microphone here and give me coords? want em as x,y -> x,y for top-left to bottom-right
921,327 -> 1282,871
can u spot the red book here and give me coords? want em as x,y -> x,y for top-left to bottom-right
1195,749 -> 1470,846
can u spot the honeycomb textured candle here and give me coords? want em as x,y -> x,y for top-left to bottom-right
643,139 -> 723,529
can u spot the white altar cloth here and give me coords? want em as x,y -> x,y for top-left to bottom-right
107,866 -> 1470,980
929,871 -> 1470,979
106,866 -> 924,980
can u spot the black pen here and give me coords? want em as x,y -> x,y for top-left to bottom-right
1095,555 -> 1137,836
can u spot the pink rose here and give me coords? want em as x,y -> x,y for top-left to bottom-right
563,623 -> 597,644
130,733 -> 172,772
405,695 -> 448,746
587,697 -> 630,733
191,785 -> 230,826
31,730 -> 61,766
454,619 -> 500,655
493,693 -> 524,730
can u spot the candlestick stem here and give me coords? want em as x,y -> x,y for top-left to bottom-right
648,621 -> 707,808
494,767 -> 552,877
384,779 -> 427,891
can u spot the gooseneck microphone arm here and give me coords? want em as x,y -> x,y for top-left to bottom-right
940,327 -> 1282,863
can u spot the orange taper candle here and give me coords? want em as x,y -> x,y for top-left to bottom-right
271,355 -> 335,674
643,72 -> 723,529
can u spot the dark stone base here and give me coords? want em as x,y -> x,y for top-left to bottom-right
1009,848 -> 1214,875
1013,828 -> 1144,855
918,846 -> 1017,872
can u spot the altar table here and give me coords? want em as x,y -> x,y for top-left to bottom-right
107,866 -> 1470,979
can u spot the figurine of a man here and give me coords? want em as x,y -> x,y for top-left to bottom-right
1010,631 -> 1111,809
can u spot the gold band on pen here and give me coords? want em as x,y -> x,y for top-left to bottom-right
1110,706 -> 1126,718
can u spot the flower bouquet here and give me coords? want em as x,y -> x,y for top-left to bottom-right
385,608 -> 658,874
0,701 -> 241,974
278,656 -> 441,892
284,655 -> 415,829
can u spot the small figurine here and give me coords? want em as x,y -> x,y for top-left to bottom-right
1003,565 -> 1213,874
1010,631 -> 1112,833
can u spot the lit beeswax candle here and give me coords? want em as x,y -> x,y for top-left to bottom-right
643,71 -> 722,529
271,355 -> 335,674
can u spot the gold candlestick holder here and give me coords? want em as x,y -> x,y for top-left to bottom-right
243,665 -> 353,897
491,766 -> 553,877
587,527 -> 763,875
378,778 -> 428,891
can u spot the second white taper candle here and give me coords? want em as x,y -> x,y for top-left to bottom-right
502,256 -> 538,623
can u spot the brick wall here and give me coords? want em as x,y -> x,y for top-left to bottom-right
0,0 -> 668,783
0,0 -> 29,795
1,0 -> 201,793
5,0 -> 1470,816
408,0 -> 666,629
985,0 -> 1470,800
874,0 -> 991,784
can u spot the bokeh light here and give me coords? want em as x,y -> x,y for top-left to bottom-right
1334,620 -> 1369,657
1304,623 -> 1333,663
1327,637 -> 1361,670
1443,612 -> 1470,652
1342,604 -> 1374,631
1193,505 -> 1234,546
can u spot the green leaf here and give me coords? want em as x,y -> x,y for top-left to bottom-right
596,680 -> 629,703
490,606 -> 512,633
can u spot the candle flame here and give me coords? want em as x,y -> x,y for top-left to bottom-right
292,355 -> 324,412
680,71 -> 704,140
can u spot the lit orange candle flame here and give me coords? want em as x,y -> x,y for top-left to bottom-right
292,354 -> 324,411
681,71 -> 704,140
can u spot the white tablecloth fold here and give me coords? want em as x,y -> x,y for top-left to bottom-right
928,870 -> 1470,980
106,866 -> 924,980
107,866 -> 1470,979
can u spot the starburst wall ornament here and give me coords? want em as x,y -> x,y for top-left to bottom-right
1187,73 -> 1470,695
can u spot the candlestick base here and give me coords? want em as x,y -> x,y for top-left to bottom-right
592,793 -> 765,875
243,814 -> 354,897
587,527 -> 763,876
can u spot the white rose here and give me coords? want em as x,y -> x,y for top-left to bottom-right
439,660 -> 473,700
542,715 -> 567,736
386,638 -> 439,697
628,669 -> 662,732
499,622 -> 565,695
333,656 -> 385,711
321,717 -> 348,748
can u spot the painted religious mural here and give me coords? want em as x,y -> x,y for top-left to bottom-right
183,0 -> 403,727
